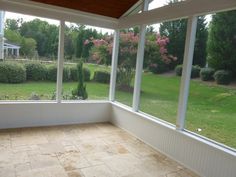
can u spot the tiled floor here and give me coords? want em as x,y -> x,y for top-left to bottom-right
0,123 -> 200,177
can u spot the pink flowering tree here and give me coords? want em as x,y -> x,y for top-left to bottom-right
85,32 -> 176,90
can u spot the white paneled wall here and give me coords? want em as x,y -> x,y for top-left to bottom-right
111,102 -> 236,177
0,101 -> 111,129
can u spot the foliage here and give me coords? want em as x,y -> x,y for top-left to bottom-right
175,65 -> 183,76
214,70 -> 232,85
72,62 -> 88,100
70,66 -> 91,81
29,92 -> 40,100
160,1 -> 208,67
20,19 -> 58,59
207,10 -> 236,76
25,62 -> 47,81
145,35 -> 177,74
4,29 -> 37,58
63,66 -> 70,82
200,68 -> 215,81
191,65 -> 201,78
0,62 -> 26,83
93,70 -> 110,84
46,65 -> 57,81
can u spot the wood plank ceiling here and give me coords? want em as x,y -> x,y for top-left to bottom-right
30,0 -> 139,18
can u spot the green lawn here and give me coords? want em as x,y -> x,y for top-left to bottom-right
0,66 -> 235,149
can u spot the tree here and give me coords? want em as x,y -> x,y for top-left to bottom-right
72,61 -> 88,100
20,38 -> 37,58
207,10 -> 236,76
5,18 -> 22,31
5,29 -> 37,58
159,1 -> 208,67
20,19 -> 58,58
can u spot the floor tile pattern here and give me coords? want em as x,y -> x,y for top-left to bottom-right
0,123 -> 200,177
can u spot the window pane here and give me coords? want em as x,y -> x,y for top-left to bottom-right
115,28 -> 139,107
62,22 -> 113,100
140,19 -> 187,124
0,11 -> 58,101
186,11 -> 236,149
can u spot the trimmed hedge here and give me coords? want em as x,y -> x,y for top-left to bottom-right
200,68 -> 215,81
191,65 -> 201,78
93,70 -> 110,83
175,65 -> 201,78
0,62 -> 26,83
25,62 -> 47,81
46,65 -> 57,81
214,70 -> 232,85
175,65 -> 183,76
70,66 -> 91,82
63,66 -> 70,82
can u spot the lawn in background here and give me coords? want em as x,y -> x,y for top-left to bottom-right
0,64 -> 235,149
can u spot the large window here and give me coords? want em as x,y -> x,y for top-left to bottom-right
139,20 -> 186,124
62,22 -> 113,100
186,11 -> 236,149
0,11 -> 59,101
115,28 -> 139,107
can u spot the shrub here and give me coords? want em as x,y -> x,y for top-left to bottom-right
70,66 -> 91,82
191,65 -> 201,78
72,62 -> 88,100
25,62 -> 47,81
175,65 -> 182,76
70,66 -> 78,81
200,68 -> 215,81
148,63 -> 169,74
214,70 -> 232,85
63,66 -> 70,82
175,65 -> 201,78
83,68 -> 91,81
0,62 -> 26,83
46,65 -> 57,81
93,70 -> 110,83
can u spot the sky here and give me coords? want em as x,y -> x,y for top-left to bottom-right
4,0 -> 210,33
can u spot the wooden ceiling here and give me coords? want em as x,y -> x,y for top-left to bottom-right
30,0 -> 140,18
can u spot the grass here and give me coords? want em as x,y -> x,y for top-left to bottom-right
0,64 -> 235,149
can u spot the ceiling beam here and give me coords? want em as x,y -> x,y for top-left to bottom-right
118,0 -> 236,29
0,0 -> 118,29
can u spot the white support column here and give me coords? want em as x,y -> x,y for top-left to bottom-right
132,0 -> 149,111
16,48 -> 19,58
109,30 -> 120,101
0,11 -> 5,60
176,16 -> 198,130
56,20 -> 65,103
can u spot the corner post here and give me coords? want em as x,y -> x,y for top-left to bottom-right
176,16 -> 198,130
132,0 -> 149,111
109,29 -> 120,101
56,20 -> 65,103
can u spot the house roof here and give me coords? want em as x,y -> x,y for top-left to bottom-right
30,0 -> 140,18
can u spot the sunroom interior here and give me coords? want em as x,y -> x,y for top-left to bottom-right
0,0 -> 236,177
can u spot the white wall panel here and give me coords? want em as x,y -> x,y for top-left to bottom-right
0,101 -> 111,129
111,103 -> 236,177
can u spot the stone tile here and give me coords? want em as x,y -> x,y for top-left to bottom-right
29,153 -> 60,169
57,150 -> 90,171
17,165 -> 68,177
103,154 -> 141,176
0,123 -> 200,177
81,165 -> 117,177
67,170 -> 84,177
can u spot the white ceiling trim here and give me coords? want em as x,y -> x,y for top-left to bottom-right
118,0 -> 236,29
0,0 -> 119,29
1,0 -> 236,30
